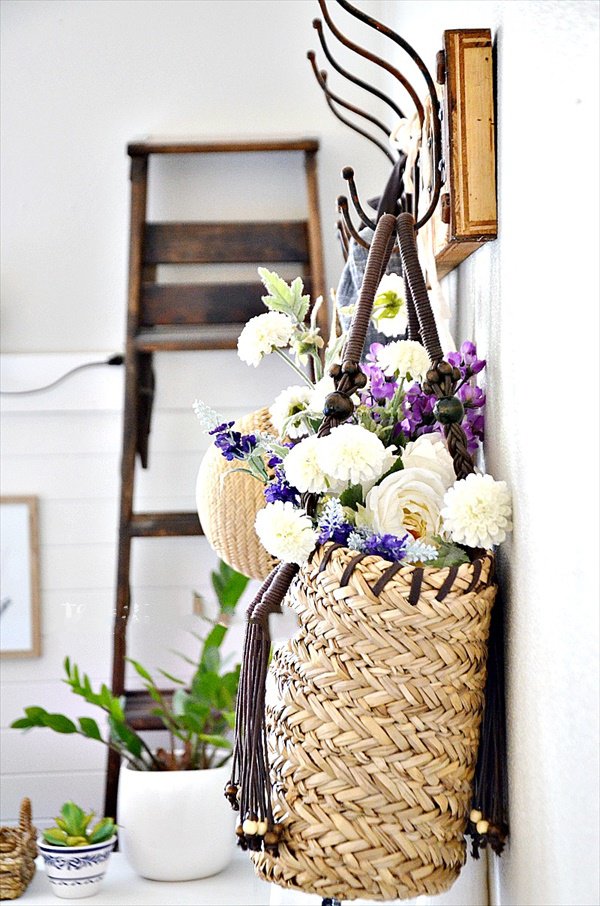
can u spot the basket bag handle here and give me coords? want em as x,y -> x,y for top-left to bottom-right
317,211 -> 474,482
227,212 -> 476,854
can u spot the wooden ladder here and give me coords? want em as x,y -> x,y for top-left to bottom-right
105,137 -> 326,818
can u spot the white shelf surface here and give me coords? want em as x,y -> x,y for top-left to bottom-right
18,851 -> 272,905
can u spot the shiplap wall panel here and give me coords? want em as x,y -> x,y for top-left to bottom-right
0,350 -> 285,821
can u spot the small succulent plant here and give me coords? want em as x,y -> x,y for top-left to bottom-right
42,801 -> 116,847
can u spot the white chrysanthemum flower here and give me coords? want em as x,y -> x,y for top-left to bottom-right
269,385 -> 312,439
376,339 -> 431,381
254,501 -> 317,565
237,312 -> 295,367
364,467 -> 447,539
317,423 -> 389,487
372,273 -> 408,338
282,436 -> 329,494
401,432 -> 456,490
441,473 -> 512,549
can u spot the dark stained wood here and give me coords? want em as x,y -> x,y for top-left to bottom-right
129,512 -> 202,537
134,325 -> 242,352
128,137 -> 319,156
141,279 -> 310,326
144,221 -> 309,265
124,689 -> 174,731
107,138 -> 326,823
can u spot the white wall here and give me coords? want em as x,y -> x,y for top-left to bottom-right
2,2 -> 599,905
381,3 -> 599,905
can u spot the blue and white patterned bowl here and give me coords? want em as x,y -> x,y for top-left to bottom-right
38,835 -> 117,899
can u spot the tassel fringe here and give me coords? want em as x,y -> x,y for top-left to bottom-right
225,562 -> 298,854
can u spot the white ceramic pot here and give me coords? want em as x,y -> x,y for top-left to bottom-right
38,836 -> 116,899
117,762 -> 235,881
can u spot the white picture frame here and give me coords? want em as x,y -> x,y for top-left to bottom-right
0,496 -> 41,658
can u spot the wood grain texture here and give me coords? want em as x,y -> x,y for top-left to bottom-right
128,137 -> 320,156
143,221 -> 309,265
433,29 -> 497,275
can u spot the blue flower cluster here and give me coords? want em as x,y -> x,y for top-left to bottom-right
263,456 -> 300,506
209,422 -> 257,461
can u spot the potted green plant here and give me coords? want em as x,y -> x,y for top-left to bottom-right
37,801 -> 116,899
12,561 -> 248,881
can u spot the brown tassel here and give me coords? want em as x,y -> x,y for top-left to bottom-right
225,562 -> 298,854
467,586 -> 509,857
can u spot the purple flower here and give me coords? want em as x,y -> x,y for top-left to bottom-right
398,382 -> 437,439
317,498 -> 354,545
459,384 -> 486,408
361,531 -> 409,562
264,466 -> 300,505
210,423 -> 258,461
361,343 -> 398,403
447,341 -> 486,379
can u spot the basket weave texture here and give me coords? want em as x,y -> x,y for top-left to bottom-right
0,799 -> 37,900
196,408 -> 278,581
252,545 -> 497,902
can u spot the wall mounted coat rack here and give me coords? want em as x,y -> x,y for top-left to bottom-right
309,0 -> 497,277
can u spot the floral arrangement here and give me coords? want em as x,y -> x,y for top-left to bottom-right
195,270 -> 511,569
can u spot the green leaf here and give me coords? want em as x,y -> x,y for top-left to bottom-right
43,828 -> 68,846
172,688 -> 189,717
88,818 -> 116,844
222,710 -> 236,730
126,658 -> 154,684
258,268 -> 309,323
11,718 -> 34,729
339,484 -> 364,510
45,714 -> 77,734
211,561 -> 249,613
200,646 -> 220,675
157,669 -> 185,686
191,670 -> 220,706
374,454 -> 404,486
427,540 -> 470,568
108,716 -> 142,759
60,801 -> 86,835
79,717 -> 102,741
195,733 -> 232,750
202,623 -> 227,653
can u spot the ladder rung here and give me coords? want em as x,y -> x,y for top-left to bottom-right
144,221 -> 309,265
129,512 -> 202,537
128,137 -> 319,156
134,324 -> 242,351
124,689 -> 173,731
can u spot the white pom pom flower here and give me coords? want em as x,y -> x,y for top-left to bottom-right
317,423 -> 390,487
269,385 -> 312,439
371,273 -> 408,338
441,473 -> 513,549
283,436 -> 330,494
237,312 -> 295,367
376,339 -> 431,382
254,501 -> 317,565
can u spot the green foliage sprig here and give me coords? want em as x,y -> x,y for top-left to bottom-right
12,561 -> 248,771
42,801 -> 116,847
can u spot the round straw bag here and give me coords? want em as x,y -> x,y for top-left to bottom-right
196,408 -> 278,580
232,213 -> 499,901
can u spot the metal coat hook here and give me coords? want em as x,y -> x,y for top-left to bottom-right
341,166 -> 376,230
337,195 -> 369,250
317,0 -> 425,124
311,17 -> 405,121
308,54 -> 396,163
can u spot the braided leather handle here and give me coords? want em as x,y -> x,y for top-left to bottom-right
331,210 -> 474,481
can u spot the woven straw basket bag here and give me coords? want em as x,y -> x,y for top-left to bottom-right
0,799 -> 37,900
196,407 -> 278,581
227,212 -> 501,902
